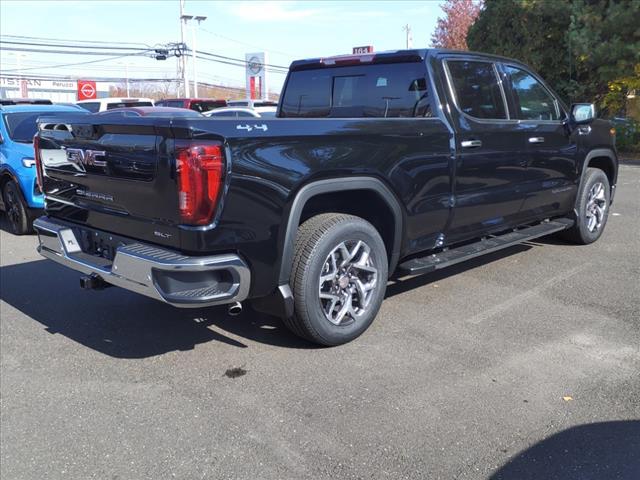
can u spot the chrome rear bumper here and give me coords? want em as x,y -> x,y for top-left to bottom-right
33,217 -> 250,308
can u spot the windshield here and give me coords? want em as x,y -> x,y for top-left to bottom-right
3,112 -> 51,143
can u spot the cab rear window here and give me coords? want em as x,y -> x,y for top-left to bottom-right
280,63 -> 432,118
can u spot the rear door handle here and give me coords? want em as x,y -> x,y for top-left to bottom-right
461,140 -> 482,148
528,137 -> 545,144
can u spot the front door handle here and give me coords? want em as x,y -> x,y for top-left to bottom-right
528,136 -> 545,144
461,140 -> 482,148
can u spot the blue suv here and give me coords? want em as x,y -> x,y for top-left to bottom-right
0,104 -> 88,234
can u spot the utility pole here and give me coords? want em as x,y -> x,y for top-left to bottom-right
191,16 -> 207,97
119,62 -> 130,96
402,24 -> 413,49
179,0 -> 190,97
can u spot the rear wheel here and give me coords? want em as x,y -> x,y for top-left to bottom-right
560,168 -> 610,244
284,213 -> 388,346
2,180 -> 32,235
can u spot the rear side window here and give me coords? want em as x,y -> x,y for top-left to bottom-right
504,66 -> 560,121
78,102 -> 100,113
446,60 -> 507,120
280,63 -> 432,118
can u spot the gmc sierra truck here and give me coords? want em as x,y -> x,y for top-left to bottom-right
32,49 -> 618,346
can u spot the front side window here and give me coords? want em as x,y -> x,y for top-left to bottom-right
281,62 -> 431,118
446,60 -> 507,120
505,66 -> 560,121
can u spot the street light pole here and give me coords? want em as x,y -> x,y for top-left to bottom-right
402,24 -> 413,49
179,1 -> 190,97
191,15 -> 207,97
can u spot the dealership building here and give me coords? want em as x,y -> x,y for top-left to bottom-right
0,76 -> 110,102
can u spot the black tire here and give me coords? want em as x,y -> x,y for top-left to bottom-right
2,180 -> 32,235
283,213 -> 388,346
560,168 -> 610,245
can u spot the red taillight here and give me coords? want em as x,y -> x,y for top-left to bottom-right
176,141 -> 224,225
33,134 -> 44,192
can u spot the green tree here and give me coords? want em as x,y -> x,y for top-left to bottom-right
467,0 -> 640,116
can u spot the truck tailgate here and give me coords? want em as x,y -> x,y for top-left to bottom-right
36,115 -> 185,248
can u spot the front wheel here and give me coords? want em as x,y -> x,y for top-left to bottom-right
560,167 -> 610,244
284,213 -> 388,346
2,180 -> 33,235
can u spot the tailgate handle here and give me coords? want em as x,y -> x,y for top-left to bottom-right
461,140 -> 482,149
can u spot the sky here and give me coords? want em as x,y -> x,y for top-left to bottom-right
0,0 -> 444,94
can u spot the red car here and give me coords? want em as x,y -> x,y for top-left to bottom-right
154,98 -> 227,113
95,106 -> 203,117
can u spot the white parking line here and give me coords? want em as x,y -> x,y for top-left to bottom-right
466,264 -> 591,324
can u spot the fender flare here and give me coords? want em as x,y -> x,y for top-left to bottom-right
582,148 -> 618,185
580,148 -> 618,203
277,176 -> 404,285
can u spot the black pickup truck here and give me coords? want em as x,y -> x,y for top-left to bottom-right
33,48 -> 618,346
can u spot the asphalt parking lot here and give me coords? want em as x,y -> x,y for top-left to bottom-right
1,163 -> 639,480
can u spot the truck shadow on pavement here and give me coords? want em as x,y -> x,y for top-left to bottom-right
2,233 -> 558,358
490,420 -> 640,480
0,259 -> 313,357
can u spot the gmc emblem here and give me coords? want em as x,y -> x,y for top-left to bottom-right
65,148 -> 107,171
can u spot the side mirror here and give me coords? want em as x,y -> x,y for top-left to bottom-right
571,103 -> 596,124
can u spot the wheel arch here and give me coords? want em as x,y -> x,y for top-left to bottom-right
582,148 -> 618,201
0,167 -> 20,210
278,177 -> 404,285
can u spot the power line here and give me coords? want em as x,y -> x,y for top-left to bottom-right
0,52 -> 152,72
196,49 -> 289,71
0,37 -> 292,70
1,34 -> 152,47
199,28 -> 297,59
0,39 -> 153,52
0,45 -> 153,57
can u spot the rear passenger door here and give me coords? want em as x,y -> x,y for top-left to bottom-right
442,57 -> 528,243
501,64 -> 578,221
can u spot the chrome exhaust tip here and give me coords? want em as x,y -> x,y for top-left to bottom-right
228,302 -> 243,316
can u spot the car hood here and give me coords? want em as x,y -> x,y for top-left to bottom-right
8,141 -> 36,158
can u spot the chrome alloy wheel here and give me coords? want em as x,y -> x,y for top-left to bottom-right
585,182 -> 607,233
318,240 -> 378,326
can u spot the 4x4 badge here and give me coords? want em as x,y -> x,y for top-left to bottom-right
236,124 -> 268,132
